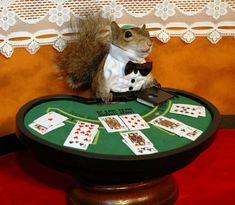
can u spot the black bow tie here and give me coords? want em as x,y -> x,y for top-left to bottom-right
124,61 -> 152,76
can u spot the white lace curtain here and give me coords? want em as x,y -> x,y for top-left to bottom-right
0,0 -> 235,58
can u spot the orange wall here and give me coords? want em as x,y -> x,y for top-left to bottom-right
0,38 -> 235,136
148,37 -> 235,115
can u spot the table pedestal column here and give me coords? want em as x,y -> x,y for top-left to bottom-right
68,175 -> 178,205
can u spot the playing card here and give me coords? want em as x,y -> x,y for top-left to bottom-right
195,105 -> 206,117
174,125 -> 203,141
122,140 -> 158,155
169,104 -> 206,118
120,131 -> 153,149
120,114 -> 150,131
29,122 -> 65,135
149,116 -> 183,133
64,138 -> 89,150
98,115 -> 128,133
63,121 -> 99,150
34,111 -> 68,128
67,121 -> 99,144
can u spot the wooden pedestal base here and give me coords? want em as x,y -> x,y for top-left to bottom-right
68,175 -> 178,205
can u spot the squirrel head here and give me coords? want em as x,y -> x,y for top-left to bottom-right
111,21 -> 153,61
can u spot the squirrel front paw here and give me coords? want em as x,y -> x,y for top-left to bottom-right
97,91 -> 113,104
144,79 -> 161,89
153,80 -> 161,89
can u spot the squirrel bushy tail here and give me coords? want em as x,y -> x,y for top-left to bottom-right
56,14 -> 112,89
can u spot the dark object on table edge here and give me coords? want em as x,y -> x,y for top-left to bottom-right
111,86 -> 176,105
136,87 -> 175,107
16,88 -> 220,184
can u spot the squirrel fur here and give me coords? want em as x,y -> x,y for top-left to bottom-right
56,14 -> 159,102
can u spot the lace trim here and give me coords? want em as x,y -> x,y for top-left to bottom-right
0,0 -> 235,57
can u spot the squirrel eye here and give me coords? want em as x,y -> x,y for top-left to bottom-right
125,31 -> 133,38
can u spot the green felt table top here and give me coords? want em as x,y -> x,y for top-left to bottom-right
23,94 -> 212,156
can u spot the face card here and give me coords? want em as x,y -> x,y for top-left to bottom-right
67,121 -> 99,144
149,116 -> 183,133
174,125 -> 203,141
98,115 -> 128,133
34,111 -> 68,128
120,114 -> 150,131
120,131 -> 153,149
29,122 -> 65,135
122,140 -> 158,155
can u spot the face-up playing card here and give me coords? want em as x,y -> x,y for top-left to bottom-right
170,104 -> 206,118
98,115 -> 128,133
63,121 -> 99,150
66,121 -> 99,144
120,131 -> 153,149
122,139 -> 158,155
195,106 -> 206,117
29,122 -> 65,135
64,139 -> 89,150
169,104 -> 199,118
174,125 -> 203,141
34,111 -> 68,128
149,116 -> 183,133
120,114 -> 150,131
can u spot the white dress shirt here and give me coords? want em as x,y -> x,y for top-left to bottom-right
103,44 -> 148,92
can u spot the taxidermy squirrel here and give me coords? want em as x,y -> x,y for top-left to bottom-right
57,14 -> 160,103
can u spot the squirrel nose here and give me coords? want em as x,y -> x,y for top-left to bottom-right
147,39 -> 152,47
139,39 -> 153,51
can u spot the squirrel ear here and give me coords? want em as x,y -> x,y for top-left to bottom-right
111,21 -> 121,40
142,24 -> 146,30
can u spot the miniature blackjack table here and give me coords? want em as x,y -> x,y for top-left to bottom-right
16,88 -> 220,205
